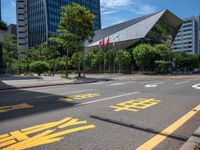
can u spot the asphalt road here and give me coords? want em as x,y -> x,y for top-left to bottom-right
0,78 -> 200,150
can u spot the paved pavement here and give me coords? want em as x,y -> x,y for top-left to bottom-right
0,77 -> 200,150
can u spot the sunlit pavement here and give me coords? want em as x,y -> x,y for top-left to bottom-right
0,78 -> 200,150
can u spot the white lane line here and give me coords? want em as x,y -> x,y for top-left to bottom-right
175,81 -> 190,85
145,82 -> 165,88
192,83 -> 200,90
35,89 -> 97,99
75,91 -> 140,106
107,83 -> 126,86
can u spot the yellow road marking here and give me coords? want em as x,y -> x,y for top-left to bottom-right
136,104 -> 200,150
110,98 -> 160,112
59,93 -> 101,102
0,103 -> 33,113
0,117 -> 95,150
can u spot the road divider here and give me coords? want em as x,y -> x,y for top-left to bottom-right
110,98 -> 161,112
75,92 -> 140,106
0,117 -> 95,150
0,103 -> 33,113
136,104 -> 200,150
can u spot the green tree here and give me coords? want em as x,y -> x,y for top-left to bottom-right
115,50 -> 131,73
86,51 -> 97,70
3,35 -> 17,71
172,52 -> 199,73
48,37 -> 62,76
30,61 -> 49,76
133,44 -> 156,72
104,49 -> 116,73
0,21 -> 8,30
71,52 -> 82,76
155,44 -> 173,73
59,3 -> 95,77
23,43 -> 48,73
96,49 -> 105,73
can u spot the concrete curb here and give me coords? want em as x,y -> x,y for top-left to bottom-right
0,80 -> 106,91
180,127 -> 200,150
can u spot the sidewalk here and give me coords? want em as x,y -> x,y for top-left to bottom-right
180,127 -> 200,150
0,75 -> 111,90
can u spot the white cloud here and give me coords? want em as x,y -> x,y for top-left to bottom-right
101,0 -> 134,15
101,0 -> 133,9
101,0 -> 156,16
131,4 -> 156,14
11,2 -> 16,7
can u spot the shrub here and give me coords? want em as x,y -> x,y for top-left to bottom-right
30,61 -> 49,76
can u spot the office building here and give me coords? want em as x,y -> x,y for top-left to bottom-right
172,16 -> 200,54
86,10 -> 182,51
8,24 -> 17,37
17,0 -> 101,55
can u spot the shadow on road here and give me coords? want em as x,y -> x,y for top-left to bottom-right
0,79 -> 79,122
90,115 -> 188,142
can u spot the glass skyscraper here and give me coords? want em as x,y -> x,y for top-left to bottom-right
17,0 -> 101,54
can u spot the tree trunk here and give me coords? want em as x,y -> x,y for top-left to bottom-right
78,62 -> 81,77
53,57 -> 56,76
99,62 -> 102,73
65,49 -> 69,78
119,65 -> 121,73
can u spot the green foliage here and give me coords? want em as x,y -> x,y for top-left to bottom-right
0,21 -> 8,30
71,52 -> 82,69
3,35 -> 18,68
133,44 -> 157,71
25,43 -> 48,62
12,60 -> 26,70
173,52 -> 200,71
96,49 -> 105,65
155,44 -> 173,61
30,61 -> 49,76
115,50 -> 131,66
60,3 -> 95,43
104,49 -> 116,65
144,21 -> 173,46
86,51 -> 97,68
155,60 -> 170,73
59,3 -> 95,77
56,57 -> 71,71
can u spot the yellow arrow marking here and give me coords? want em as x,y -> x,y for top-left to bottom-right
0,117 -> 96,150
0,103 -> 33,113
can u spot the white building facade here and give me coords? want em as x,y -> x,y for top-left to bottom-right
172,16 -> 200,54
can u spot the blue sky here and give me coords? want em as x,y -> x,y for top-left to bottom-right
1,0 -> 200,28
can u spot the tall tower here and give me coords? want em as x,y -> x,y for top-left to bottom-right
17,0 -> 101,56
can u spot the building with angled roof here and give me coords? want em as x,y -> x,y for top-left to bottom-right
85,10 -> 183,51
